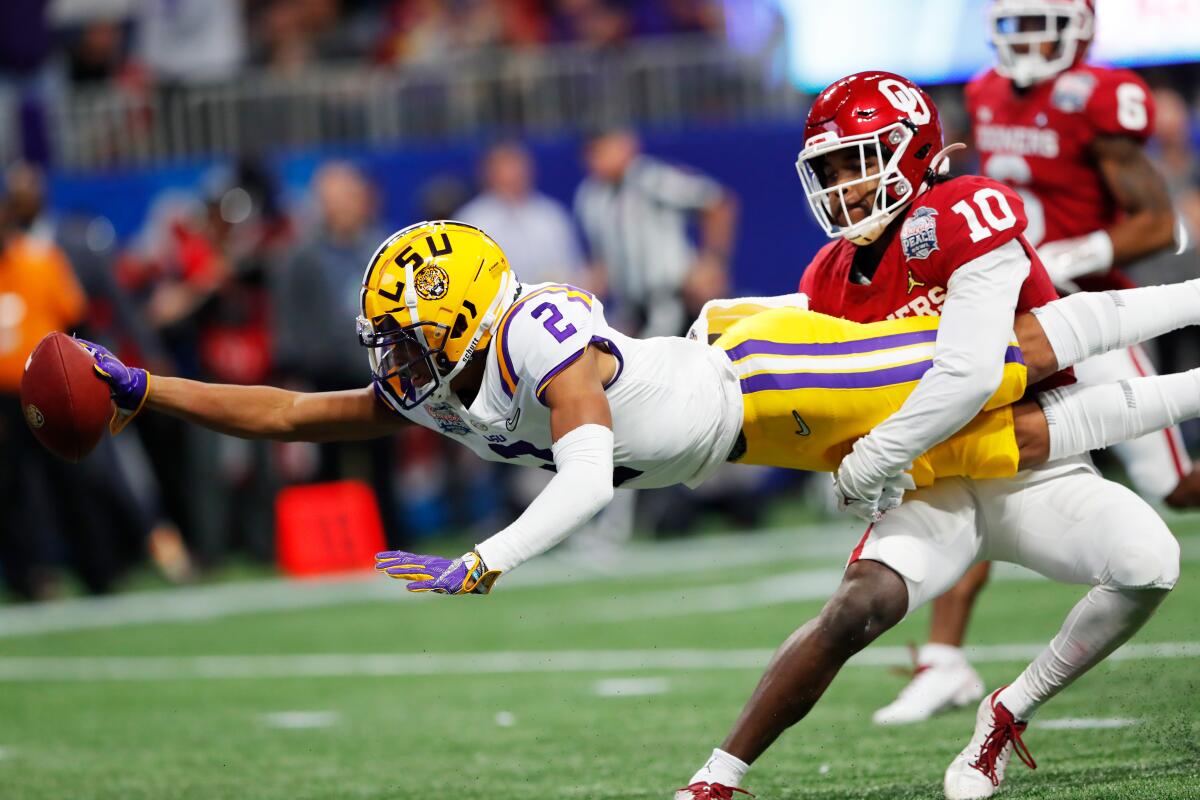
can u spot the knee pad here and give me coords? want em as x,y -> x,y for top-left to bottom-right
1106,529 -> 1180,590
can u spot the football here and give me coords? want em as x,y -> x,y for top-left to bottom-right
19,332 -> 112,462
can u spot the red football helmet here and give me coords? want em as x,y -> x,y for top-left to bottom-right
796,71 -> 944,246
989,0 -> 1095,88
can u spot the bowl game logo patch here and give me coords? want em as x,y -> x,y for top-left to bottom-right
1052,72 -> 1096,114
415,265 -> 450,301
901,206 -> 939,261
24,403 -> 44,429
424,402 -> 471,436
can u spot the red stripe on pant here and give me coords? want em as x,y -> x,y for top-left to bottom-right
848,523 -> 874,565
1127,345 -> 1190,481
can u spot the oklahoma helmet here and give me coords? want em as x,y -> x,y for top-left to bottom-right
796,71 -> 944,246
989,0 -> 1096,88
358,220 -> 515,411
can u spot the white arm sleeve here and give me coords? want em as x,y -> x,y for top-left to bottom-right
475,424 -> 615,574
850,239 -> 1031,481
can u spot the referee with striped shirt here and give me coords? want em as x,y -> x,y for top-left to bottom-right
575,128 -> 738,337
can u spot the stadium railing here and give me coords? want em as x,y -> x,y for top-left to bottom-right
49,37 -> 805,170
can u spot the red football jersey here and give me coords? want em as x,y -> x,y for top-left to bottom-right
799,175 -> 1071,390
967,64 -> 1155,289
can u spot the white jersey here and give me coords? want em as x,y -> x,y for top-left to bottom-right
387,282 -> 743,489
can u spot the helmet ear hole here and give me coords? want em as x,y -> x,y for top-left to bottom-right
451,313 -> 469,339
914,143 -> 932,160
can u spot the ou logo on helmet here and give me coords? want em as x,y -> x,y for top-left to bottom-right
878,79 -> 931,126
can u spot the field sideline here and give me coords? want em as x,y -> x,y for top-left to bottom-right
2,517 -> 1198,799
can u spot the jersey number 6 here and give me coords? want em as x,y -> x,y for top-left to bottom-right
951,188 -> 1018,243
532,302 -> 578,343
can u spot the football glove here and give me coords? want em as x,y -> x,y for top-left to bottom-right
375,550 -> 502,595
76,338 -> 149,434
835,449 -> 916,523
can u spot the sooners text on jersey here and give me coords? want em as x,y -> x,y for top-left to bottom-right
967,63 -> 1155,280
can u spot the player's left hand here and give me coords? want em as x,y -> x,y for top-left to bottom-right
375,550 -> 502,595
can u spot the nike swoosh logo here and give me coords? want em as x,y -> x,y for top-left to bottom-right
506,408 -> 521,431
792,410 -> 810,437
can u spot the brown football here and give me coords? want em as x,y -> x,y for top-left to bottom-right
19,332 -> 112,462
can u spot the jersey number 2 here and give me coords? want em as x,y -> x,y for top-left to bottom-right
951,188 -> 1017,243
532,302 -> 577,343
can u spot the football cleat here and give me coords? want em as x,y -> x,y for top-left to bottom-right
943,688 -> 1036,800
673,783 -> 754,800
873,649 -> 985,725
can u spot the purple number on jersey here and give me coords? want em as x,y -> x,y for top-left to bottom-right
532,302 -> 577,343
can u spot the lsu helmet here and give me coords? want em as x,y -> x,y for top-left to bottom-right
796,71 -> 944,246
358,220 -> 515,411
989,0 -> 1095,88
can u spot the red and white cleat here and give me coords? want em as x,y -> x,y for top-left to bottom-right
673,782 -> 754,800
943,688 -> 1037,799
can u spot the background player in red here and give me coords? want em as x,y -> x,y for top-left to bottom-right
875,0 -> 1199,728
675,71 -> 1181,800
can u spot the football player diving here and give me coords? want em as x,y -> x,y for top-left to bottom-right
875,0 -> 1200,729
81,210 -> 1199,798
80,217 -> 1198,598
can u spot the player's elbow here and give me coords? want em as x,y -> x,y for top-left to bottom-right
940,357 -> 1004,411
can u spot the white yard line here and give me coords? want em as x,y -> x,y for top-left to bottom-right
0,642 -> 1194,682
1038,718 -> 1140,730
0,525 -> 848,639
1,530 -> 1195,639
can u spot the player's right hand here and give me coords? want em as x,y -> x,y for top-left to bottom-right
75,338 -> 149,434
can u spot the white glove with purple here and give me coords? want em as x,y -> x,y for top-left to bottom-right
375,550 -> 502,595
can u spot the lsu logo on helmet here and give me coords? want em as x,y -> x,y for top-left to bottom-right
414,264 -> 450,301
358,220 -> 515,412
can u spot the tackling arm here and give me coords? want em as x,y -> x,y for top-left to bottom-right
835,240 -> 1029,516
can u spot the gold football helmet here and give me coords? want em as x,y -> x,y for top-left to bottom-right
358,220 -> 515,410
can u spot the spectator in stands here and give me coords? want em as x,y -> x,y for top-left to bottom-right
271,160 -> 401,540
134,0 -> 246,85
0,196 -> 125,599
456,141 -> 585,285
575,126 -> 736,337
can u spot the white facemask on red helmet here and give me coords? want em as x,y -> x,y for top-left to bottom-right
796,71 -> 945,246
989,0 -> 1095,88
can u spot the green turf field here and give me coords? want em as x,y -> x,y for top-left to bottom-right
2,516 -> 1198,800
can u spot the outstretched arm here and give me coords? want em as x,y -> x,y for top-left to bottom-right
82,338 -> 404,442
148,378 -> 403,442
377,347 -> 615,594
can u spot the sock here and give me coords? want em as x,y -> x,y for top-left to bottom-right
998,585 -> 1168,720
688,748 -> 750,788
1034,279 -> 1200,369
918,642 -> 967,667
1038,369 -> 1200,461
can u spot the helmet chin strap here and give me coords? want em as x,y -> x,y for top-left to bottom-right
430,270 -> 515,401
